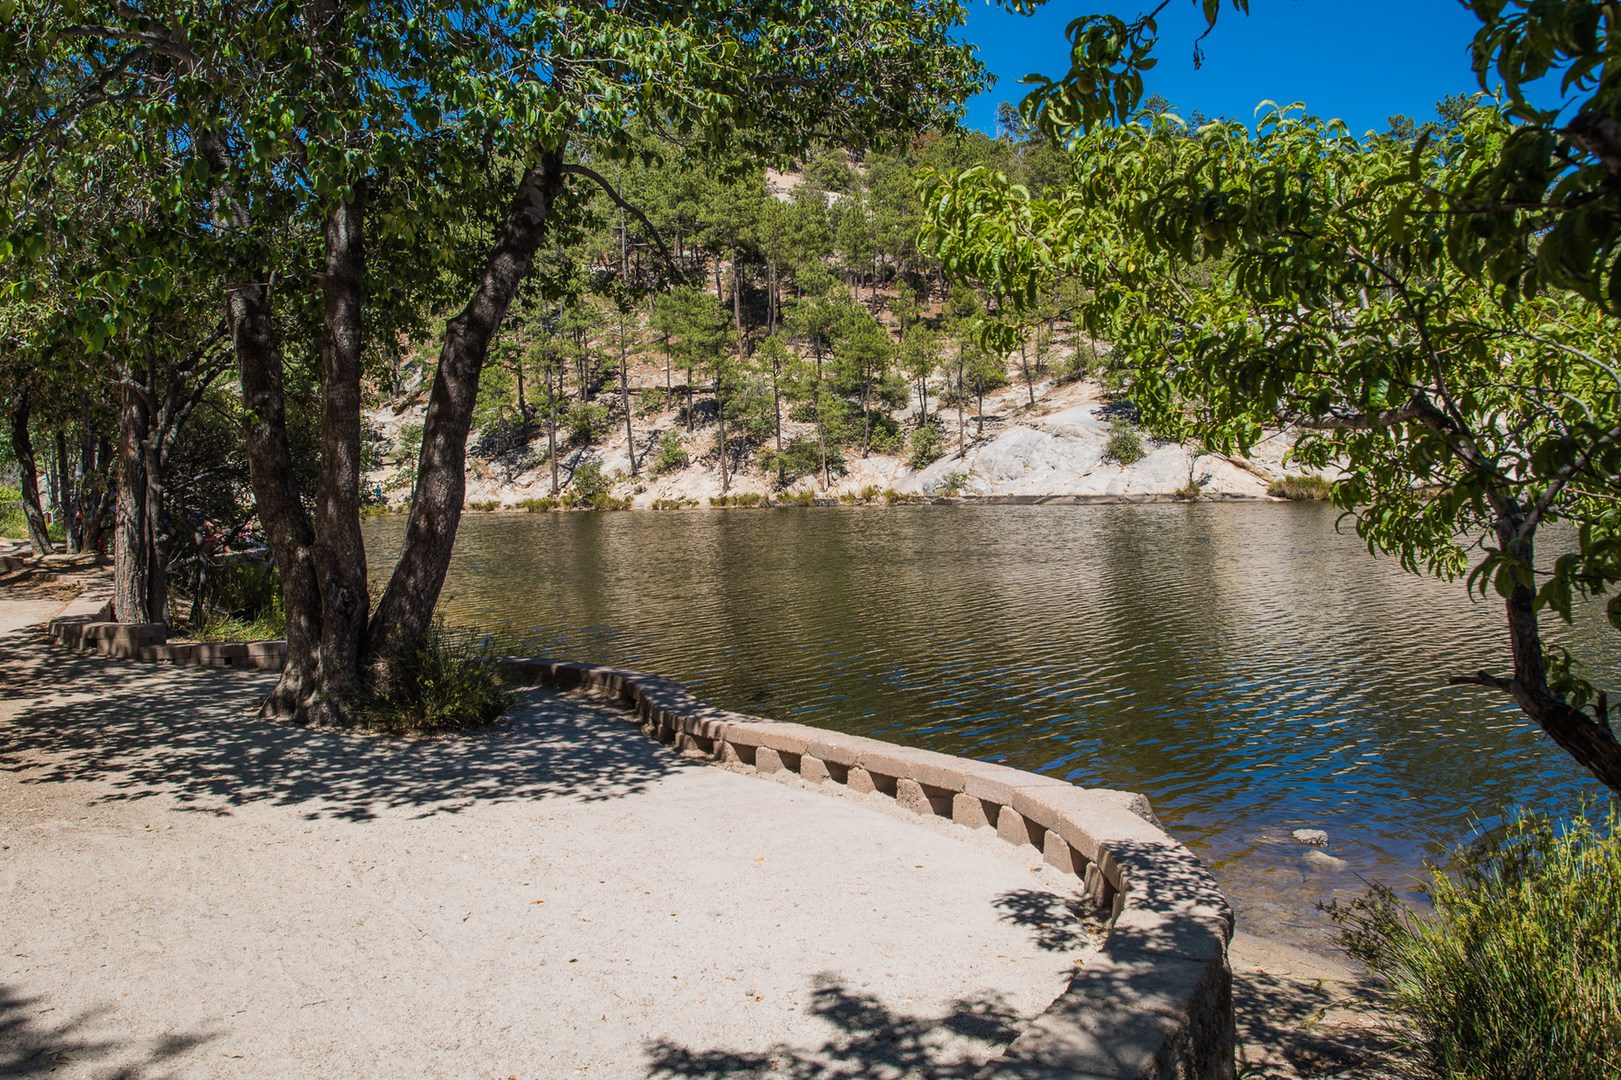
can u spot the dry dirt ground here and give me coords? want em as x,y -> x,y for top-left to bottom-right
0,585 -> 1103,1080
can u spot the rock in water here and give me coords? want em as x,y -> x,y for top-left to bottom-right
1291,828 -> 1330,847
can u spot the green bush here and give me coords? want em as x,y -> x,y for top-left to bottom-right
939,470 -> 968,496
564,401 -> 611,446
1103,417 -> 1146,466
651,497 -> 698,510
570,460 -> 609,499
191,558 -> 287,640
759,435 -> 845,485
866,414 -> 904,455
466,499 -> 501,512
708,492 -> 766,508
518,497 -> 558,512
1268,473 -> 1333,501
651,432 -> 689,476
858,483 -> 881,501
1327,806 -> 1621,1080
908,424 -> 944,469
786,488 -> 816,506
349,619 -> 517,734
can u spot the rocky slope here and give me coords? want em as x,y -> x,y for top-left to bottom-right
364,375 -> 1314,510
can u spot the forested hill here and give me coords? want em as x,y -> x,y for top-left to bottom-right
359,133 -> 1304,511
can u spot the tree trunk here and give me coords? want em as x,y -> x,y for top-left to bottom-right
310,186 -> 371,718
548,361 -> 560,495
861,367 -> 871,457
1485,512 -> 1621,791
55,429 -> 75,554
1021,343 -> 1036,407
10,391 -> 53,556
370,149 -> 569,667
232,272 -> 325,719
717,362 -> 730,494
621,350 -> 636,477
113,372 -> 166,623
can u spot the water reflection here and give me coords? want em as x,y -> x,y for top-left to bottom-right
365,503 -> 1619,950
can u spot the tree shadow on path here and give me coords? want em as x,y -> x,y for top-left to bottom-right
0,982 -> 217,1079
0,620 -> 684,822
644,976 -> 1023,1080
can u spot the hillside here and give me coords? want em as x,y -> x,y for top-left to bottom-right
363,356 -> 1307,510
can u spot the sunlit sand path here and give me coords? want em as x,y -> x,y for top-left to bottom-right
0,588 -> 1095,1080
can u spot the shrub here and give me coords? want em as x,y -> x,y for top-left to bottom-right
1327,806 -> 1621,1080
518,497 -> 558,512
786,400 -> 818,424
651,497 -> 698,510
882,488 -> 909,504
191,558 -> 287,640
1102,417 -> 1146,466
570,460 -> 609,499
651,432 -> 689,476
707,492 -> 766,508
466,499 -> 501,512
637,387 -> 669,417
564,401 -> 611,445
866,414 -> 904,455
858,483 -> 881,501
1175,480 -> 1202,500
758,435 -> 844,485
939,470 -> 968,496
349,619 -> 517,734
838,490 -> 858,504
786,488 -> 816,506
1268,473 -> 1333,501
908,424 -> 944,470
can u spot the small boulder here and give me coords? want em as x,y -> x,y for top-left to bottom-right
1291,828 -> 1330,847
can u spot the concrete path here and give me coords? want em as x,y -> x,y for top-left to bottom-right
0,589 -> 1096,1079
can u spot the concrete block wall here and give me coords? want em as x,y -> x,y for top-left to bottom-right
46,615 -> 288,670
496,658 -> 1236,1080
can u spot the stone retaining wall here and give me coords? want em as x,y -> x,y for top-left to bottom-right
46,613 -> 288,670
497,657 -> 1236,1080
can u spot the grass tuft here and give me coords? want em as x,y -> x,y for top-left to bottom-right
1326,805 -> 1621,1080
1268,474 -> 1333,500
350,619 -> 518,735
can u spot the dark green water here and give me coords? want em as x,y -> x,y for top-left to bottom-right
363,503 -> 1618,947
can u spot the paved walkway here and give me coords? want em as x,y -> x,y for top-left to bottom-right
0,587 -> 1097,1080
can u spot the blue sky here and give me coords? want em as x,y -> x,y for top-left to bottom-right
961,1 -> 1490,137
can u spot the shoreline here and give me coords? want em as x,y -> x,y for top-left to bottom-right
359,490 -> 1299,519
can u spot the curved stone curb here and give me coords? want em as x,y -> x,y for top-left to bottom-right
495,657 -> 1236,1080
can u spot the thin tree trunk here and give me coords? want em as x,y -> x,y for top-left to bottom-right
956,348 -> 966,457
309,184 -> 371,720
861,367 -> 871,458
55,430 -> 75,554
233,274 -> 325,719
113,369 -> 167,623
977,384 -> 985,436
716,360 -> 730,494
548,361 -> 560,495
621,342 -> 636,476
370,149 -> 569,666
1021,343 -> 1036,407
10,391 -> 53,556
1474,508 -> 1621,791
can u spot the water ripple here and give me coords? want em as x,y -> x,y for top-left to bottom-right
365,503 -> 1620,949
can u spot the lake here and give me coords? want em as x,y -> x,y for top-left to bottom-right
364,503 -> 1619,950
